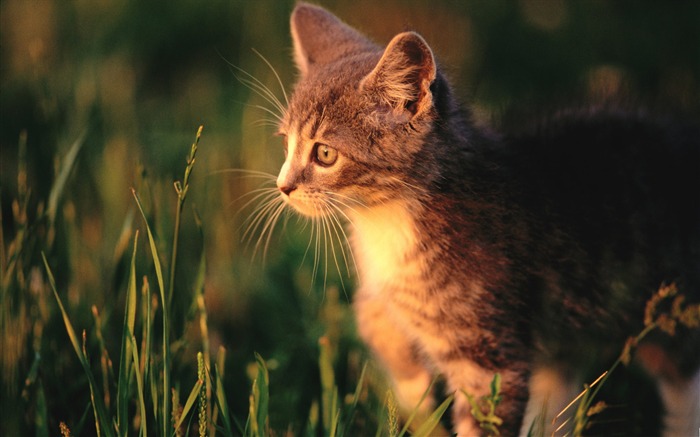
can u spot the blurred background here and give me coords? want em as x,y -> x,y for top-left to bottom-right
2,0 -> 699,435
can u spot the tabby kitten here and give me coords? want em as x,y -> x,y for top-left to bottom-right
271,3 -> 700,435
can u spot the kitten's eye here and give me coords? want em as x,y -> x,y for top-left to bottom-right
314,143 -> 338,166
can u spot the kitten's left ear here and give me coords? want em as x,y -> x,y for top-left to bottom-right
360,32 -> 437,118
291,3 -> 376,77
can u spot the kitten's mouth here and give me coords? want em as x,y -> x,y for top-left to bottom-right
282,191 -> 326,218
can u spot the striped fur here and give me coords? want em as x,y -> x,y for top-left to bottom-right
268,3 -> 700,435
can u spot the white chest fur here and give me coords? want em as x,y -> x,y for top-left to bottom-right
349,201 -> 421,295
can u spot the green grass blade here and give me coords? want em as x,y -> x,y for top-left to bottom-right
46,130 -> 86,227
129,333 -> 147,437
74,402 -> 93,436
411,394 -> 453,437
174,378 -> 204,432
141,277 -> 153,416
168,125 -> 202,307
192,207 -> 212,436
132,188 -> 170,437
149,357 -> 159,426
341,361 -> 368,433
92,305 -> 113,412
197,352 -> 207,437
212,347 -> 235,437
329,393 -> 340,437
42,253 -> 114,437
318,336 -> 338,434
398,377 -> 440,437
117,231 -> 139,435
213,359 -> 235,437
253,352 -> 270,437
35,379 -> 49,437
386,390 -> 399,437
245,353 -> 270,437
131,190 -> 166,315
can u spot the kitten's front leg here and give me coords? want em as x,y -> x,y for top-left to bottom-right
441,359 -> 529,436
354,293 -> 435,414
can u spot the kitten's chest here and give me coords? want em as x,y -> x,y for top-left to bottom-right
350,201 -> 425,295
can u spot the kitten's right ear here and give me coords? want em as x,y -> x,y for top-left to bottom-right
291,3 -> 375,77
360,32 -> 437,119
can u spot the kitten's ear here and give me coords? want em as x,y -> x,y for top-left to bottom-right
291,3 -> 375,77
360,32 -> 436,118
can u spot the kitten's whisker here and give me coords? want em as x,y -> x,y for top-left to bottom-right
240,189 -> 280,222
389,176 -> 423,194
324,191 -> 369,210
320,208 -> 330,292
312,215 -> 322,284
242,202 -> 279,250
233,72 -> 287,120
246,75 -> 287,119
238,188 -> 281,214
324,196 -> 362,219
317,203 -> 331,292
325,199 -> 357,276
210,168 -> 278,180
320,205 -> 338,293
242,193 -> 284,245
299,216 -> 316,272
237,185 -> 278,201
323,193 -> 366,222
250,198 -> 286,260
250,104 -> 285,124
235,190 -> 279,234
251,48 -> 289,107
242,201 -> 277,256
239,194 -> 280,243
252,118 -> 284,129
258,200 -> 287,261
321,202 -> 351,292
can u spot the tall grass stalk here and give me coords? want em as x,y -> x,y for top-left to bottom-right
319,336 -> 339,436
173,374 -> 204,432
132,189 -> 170,435
410,395 -> 454,437
116,231 -> 140,435
42,253 -> 113,437
193,209 -> 213,435
129,333 -> 148,437
129,125 -> 202,435
245,353 -> 270,437
213,347 -> 234,437
168,126 -> 203,308
197,352 -> 208,437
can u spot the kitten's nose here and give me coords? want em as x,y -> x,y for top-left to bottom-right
279,185 -> 296,196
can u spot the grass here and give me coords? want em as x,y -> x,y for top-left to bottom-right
2,1 -> 699,436
3,123 -> 448,437
12,124 -> 699,436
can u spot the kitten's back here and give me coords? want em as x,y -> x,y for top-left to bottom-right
503,108 -> 700,372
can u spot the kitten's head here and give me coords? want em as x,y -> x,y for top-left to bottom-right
276,3 -> 442,217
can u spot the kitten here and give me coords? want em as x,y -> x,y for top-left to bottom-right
271,3 -> 700,435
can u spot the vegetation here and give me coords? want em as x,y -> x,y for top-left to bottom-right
1,1 -> 699,435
